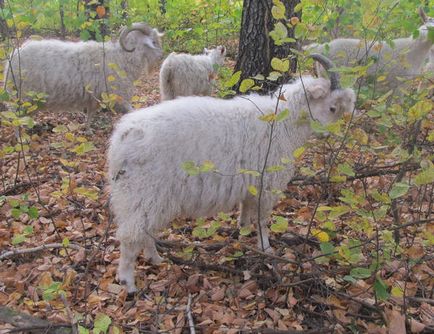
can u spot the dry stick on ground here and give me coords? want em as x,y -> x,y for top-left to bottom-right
0,243 -> 83,260
186,293 -> 196,334
0,306 -> 71,334
249,328 -> 334,334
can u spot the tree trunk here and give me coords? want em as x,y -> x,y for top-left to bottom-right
159,0 -> 167,14
121,0 -> 128,20
59,1 -> 66,39
234,0 -> 301,94
0,0 -> 8,40
83,0 -> 109,40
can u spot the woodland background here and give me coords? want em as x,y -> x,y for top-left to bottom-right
0,0 -> 433,333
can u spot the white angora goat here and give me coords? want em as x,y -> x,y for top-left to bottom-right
159,45 -> 226,101
108,55 -> 356,293
307,8 -> 434,93
4,23 -> 163,125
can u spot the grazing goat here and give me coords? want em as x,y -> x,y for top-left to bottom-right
108,55 -> 356,293
4,23 -> 163,125
307,8 -> 434,94
159,45 -> 226,101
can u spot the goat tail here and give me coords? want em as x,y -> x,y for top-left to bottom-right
159,66 -> 175,101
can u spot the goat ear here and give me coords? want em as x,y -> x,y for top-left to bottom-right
143,36 -> 157,49
419,7 -> 428,23
203,48 -> 209,54
306,84 -> 328,99
220,46 -> 226,55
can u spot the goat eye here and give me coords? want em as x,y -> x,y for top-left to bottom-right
330,106 -> 336,113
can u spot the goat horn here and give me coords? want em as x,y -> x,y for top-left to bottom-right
310,53 -> 341,91
119,23 -> 153,52
419,7 -> 428,23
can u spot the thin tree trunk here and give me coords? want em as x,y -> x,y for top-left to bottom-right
59,1 -> 66,39
121,0 -> 128,20
234,0 -> 300,94
0,0 -> 8,40
159,0 -> 167,14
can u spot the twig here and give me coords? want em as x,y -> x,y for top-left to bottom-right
0,243 -> 82,260
288,162 -> 420,186
406,296 -> 434,306
60,294 -> 78,334
242,243 -> 298,264
0,306 -> 71,334
250,328 -> 334,334
186,294 -> 196,334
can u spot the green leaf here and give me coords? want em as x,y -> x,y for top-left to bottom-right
338,163 -> 355,177
414,166 -> 434,186
11,208 -> 21,219
182,161 -> 200,176
9,199 -> 20,208
12,234 -> 26,245
28,206 -> 39,219
310,120 -> 328,134
192,227 -> 207,239
62,237 -> 70,247
374,277 -> 389,300
240,226 -> 252,236
248,185 -> 258,196
265,165 -> 285,173
23,226 -> 33,235
267,71 -> 281,81
239,78 -> 255,93
94,314 -> 111,334
269,22 -> 289,45
329,206 -> 351,220
270,216 -> 288,233
320,242 -> 335,256
71,142 -> 96,155
224,71 -> 241,88
258,113 -> 277,122
271,58 -> 289,73
200,160 -> 215,173
343,275 -> 357,283
78,325 -> 89,334
73,187 -> 99,201
350,267 -> 372,279
389,182 -> 410,199
271,0 -> 286,19
275,109 -> 289,122
239,169 -> 260,177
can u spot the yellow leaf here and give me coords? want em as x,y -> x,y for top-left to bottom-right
107,75 -> 116,82
312,229 -> 330,242
248,185 -> 258,196
391,285 -> 404,297
293,146 -> 305,159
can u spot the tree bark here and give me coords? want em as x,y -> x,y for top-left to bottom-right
234,0 -> 301,94
159,0 -> 167,14
121,0 -> 128,20
0,0 -> 8,40
59,1 -> 66,38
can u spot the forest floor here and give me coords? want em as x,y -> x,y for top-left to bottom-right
0,59 -> 433,334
